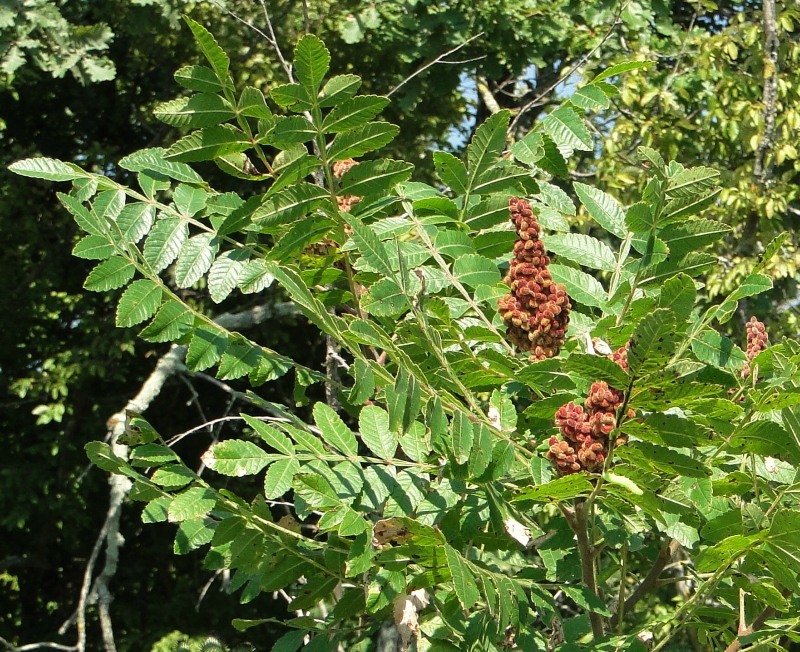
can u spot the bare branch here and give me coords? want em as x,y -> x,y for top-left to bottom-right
387,34 -> 484,98
48,302 -> 290,651
0,638 -> 77,652
739,0 -> 779,257
754,0 -> 780,187
476,76 -> 502,115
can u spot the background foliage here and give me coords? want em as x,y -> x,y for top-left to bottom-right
2,1 -> 799,651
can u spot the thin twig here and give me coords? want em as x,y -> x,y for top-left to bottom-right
508,1 -> 628,134
610,538 -> 680,629
387,33 -> 484,97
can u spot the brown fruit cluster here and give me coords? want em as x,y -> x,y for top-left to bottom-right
742,316 -> 769,379
497,197 -> 571,360
548,381 -> 625,474
333,158 -> 361,213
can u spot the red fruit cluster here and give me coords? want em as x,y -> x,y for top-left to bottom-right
497,197 -> 571,360
611,343 -> 629,371
742,317 -> 769,379
548,381 -> 624,474
333,158 -> 361,213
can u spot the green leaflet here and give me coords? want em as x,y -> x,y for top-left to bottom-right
565,353 -> 631,388
186,326 -> 228,372
174,233 -> 218,288
9,156 -> 87,182
318,74 -> 361,107
154,93 -> 234,128
238,86 -> 273,120
340,211 -> 395,280
143,217 -> 188,273
538,180 -> 576,216
513,475 -> 594,503
511,132 -> 543,165
540,106 -> 592,152
139,299 -> 194,343
445,545 -> 480,609
251,183 -> 330,231
338,158 -> 414,197
167,487 -> 216,523
728,420 -> 799,463
452,254 -> 501,289
691,329 -> 747,372
208,250 -> 249,303
543,232 -> 616,271
466,110 -> 510,188
327,122 -> 400,161
217,336 -> 262,380
165,125 -> 251,163
537,134 -> 568,177
574,182 -> 626,238
617,441 -> 710,478
173,184 -> 208,217
313,402 -> 358,457
59,192 -> 107,237
174,64 -> 222,93
666,166 -> 720,198
293,34 -> 330,94
119,147 -> 205,183
116,279 -> 163,327
450,410 -> 474,465
204,439 -> 273,476
116,203 -> 155,244
627,308 -> 678,374
570,83 -> 611,110
549,264 -> 606,309
184,16 -> 230,84
83,256 -> 135,291
242,415 -> 295,456
322,95 -> 389,133
592,60 -> 652,82
359,404 -> 397,459
263,458 -> 301,500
